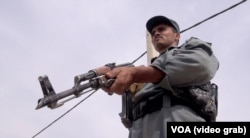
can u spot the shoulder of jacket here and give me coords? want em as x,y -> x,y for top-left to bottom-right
180,37 -> 213,56
185,37 -> 212,46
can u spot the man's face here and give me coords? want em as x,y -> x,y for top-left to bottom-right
151,24 -> 180,53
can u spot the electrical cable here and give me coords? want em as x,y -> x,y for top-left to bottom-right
32,0 -> 247,137
32,90 -> 97,138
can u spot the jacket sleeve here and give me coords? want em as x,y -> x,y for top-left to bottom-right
151,37 -> 219,90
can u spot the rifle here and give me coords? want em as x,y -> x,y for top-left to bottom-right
35,62 -> 133,110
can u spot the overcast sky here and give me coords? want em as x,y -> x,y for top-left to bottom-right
1,0 -> 249,138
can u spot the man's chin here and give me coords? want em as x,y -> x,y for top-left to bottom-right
154,44 -> 167,52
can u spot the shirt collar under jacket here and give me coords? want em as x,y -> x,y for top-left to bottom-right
160,46 -> 177,55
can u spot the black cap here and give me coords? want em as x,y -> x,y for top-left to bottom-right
146,15 -> 180,34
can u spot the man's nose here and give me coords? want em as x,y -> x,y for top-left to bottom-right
153,31 -> 160,38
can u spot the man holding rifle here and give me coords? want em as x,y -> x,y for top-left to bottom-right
103,15 -> 219,138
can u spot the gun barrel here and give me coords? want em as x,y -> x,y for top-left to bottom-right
36,62 -> 134,110
36,82 -> 94,109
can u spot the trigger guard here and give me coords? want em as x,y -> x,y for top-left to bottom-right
105,79 -> 115,87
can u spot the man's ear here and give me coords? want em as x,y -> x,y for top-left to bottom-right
175,33 -> 180,42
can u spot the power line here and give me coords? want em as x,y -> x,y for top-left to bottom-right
180,0 -> 247,34
32,90 -> 97,138
133,0 -> 247,64
32,0 -> 247,137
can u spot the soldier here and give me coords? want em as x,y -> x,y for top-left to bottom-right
103,15 -> 219,138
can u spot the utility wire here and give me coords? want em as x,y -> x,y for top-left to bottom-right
32,90 -> 97,138
180,0 -> 247,34
32,0 -> 247,137
138,0 -> 247,58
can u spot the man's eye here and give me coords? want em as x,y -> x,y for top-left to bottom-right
158,27 -> 166,32
151,31 -> 156,36
152,26 -> 167,35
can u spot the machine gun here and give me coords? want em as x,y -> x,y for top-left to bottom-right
35,62 -> 133,110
